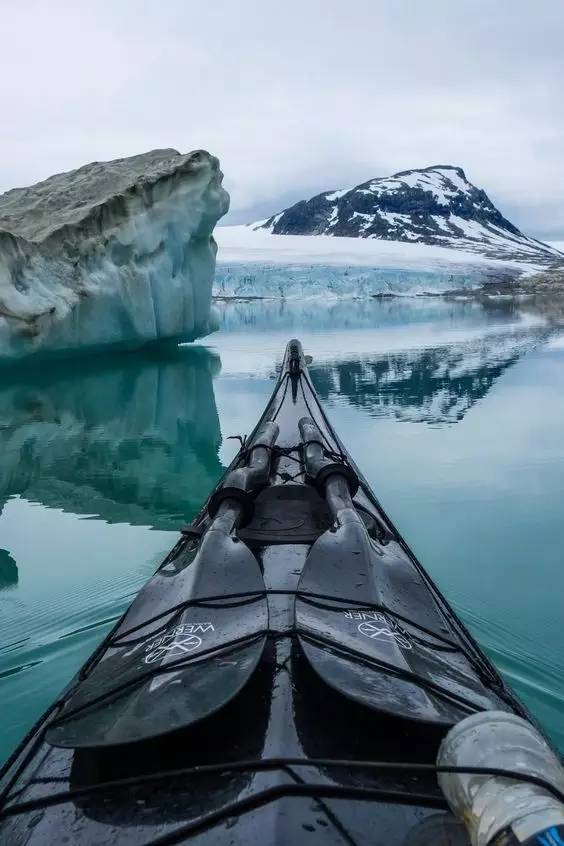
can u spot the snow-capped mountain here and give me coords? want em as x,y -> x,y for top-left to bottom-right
252,165 -> 562,265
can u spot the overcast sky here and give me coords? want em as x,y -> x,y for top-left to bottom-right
1,0 -> 562,238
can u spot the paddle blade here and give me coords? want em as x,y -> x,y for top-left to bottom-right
47,531 -> 268,748
295,522 -> 510,726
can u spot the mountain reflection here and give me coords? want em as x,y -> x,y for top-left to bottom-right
213,296 -> 558,426
0,347 -> 223,529
308,326 -> 553,424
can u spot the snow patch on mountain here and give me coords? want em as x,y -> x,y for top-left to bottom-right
0,149 -> 229,361
252,165 -> 562,266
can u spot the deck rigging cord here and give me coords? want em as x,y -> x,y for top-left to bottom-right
108,588 -> 462,651
38,600 -> 515,737
2,758 -> 564,822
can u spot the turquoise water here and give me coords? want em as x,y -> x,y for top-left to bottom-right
1,296 -> 563,763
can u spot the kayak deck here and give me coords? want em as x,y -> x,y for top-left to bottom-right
0,339 -> 531,845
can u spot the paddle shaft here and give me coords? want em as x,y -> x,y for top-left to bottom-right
208,498 -> 244,534
300,418 -> 361,527
223,434 -> 277,492
209,420 -> 279,519
324,474 -> 362,527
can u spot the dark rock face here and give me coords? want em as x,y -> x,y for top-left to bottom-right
253,165 -> 562,264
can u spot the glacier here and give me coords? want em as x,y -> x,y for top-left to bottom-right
214,225 -> 548,299
0,149 -> 229,361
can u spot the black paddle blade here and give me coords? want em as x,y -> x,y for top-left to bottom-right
47,530 -> 268,748
295,520 -> 510,726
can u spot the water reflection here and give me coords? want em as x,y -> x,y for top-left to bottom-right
0,346 -> 224,530
0,298 -> 556,524
213,296 -> 557,426
214,294 -> 524,333
308,325 -> 553,424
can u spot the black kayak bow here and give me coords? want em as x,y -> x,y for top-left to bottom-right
46,421 -> 279,748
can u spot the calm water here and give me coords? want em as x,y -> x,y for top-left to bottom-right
1,296 -> 564,763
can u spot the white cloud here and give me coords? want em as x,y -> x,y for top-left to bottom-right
0,0 -> 562,238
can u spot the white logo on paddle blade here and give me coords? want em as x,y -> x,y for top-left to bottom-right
145,634 -> 202,664
357,621 -> 412,650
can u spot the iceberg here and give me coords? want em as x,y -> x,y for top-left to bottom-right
0,149 -> 229,361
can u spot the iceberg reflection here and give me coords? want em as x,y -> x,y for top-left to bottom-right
0,347 -> 223,529
0,549 -> 18,590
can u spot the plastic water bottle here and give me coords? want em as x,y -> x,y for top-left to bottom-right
437,711 -> 564,846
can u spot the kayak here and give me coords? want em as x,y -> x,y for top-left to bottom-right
0,339 -> 546,844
